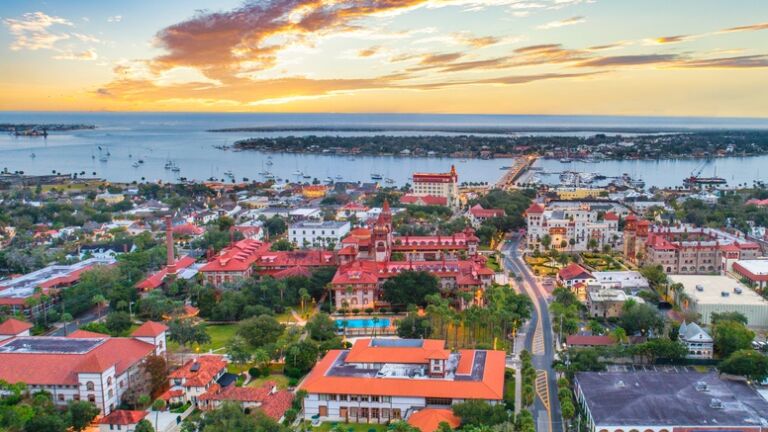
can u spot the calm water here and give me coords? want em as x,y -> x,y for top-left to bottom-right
335,318 -> 391,329
1,112 -> 767,187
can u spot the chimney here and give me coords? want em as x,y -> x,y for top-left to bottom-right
165,215 -> 176,274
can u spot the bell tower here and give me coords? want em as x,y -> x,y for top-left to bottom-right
372,200 -> 393,262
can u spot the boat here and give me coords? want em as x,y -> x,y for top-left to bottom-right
559,158 -> 572,163
137,159 -> 144,164
385,178 -> 395,184
99,156 -> 108,162
30,152 -> 36,158
324,177 -> 334,183
335,175 -> 343,181
263,172 -> 275,179
303,174 -> 312,179
371,173 -> 383,180
132,162 -> 140,168
266,160 -> 273,166
171,166 -> 181,173
224,170 -> 234,177
683,176 -> 727,186
292,170 -> 303,176
164,161 -> 174,169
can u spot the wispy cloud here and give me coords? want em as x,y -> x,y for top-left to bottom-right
3,11 -> 72,51
537,15 -> 585,30
53,48 -> 98,61
720,21 -> 768,33
107,15 -> 122,23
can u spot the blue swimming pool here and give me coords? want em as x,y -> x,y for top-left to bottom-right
335,318 -> 391,329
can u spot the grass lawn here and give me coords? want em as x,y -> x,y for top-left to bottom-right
248,373 -> 291,389
275,310 -> 297,324
303,422 -> 389,432
168,323 -> 239,354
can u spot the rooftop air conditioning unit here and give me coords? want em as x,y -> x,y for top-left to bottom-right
734,287 -> 743,294
710,398 -> 723,409
721,291 -> 730,297
695,381 -> 708,391
695,285 -> 704,292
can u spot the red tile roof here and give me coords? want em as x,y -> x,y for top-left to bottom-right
136,255 -> 196,290
302,349 -> 505,400
172,223 -> 205,236
67,329 -> 109,339
272,266 -> 311,279
260,390 -> 294,420
346,339 -> 450,364
131,321 -> 168,338
169,356 -> 226,387
603,212 -> 620,221
525,203 -> 544,214
0,337 -> 156,385
400,195 -> 448,206
455,350 -> 475,375
100,410 -> 148,425
200,239 -> 270,272
408,409 -> 461,432
469,204 -> 505,218
0,318 -> 32,335
558,263 -> 593,281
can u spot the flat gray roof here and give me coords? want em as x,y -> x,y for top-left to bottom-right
576,371 -> 768,427
0,337 -> 105,354
670,275 -> 768,306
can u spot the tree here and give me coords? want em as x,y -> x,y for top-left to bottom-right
540,234 -> 551,250
143,354 -> 168,396
714,320 -> 754,357
227,335 -> 252,365
67,400 -> 100,431
168,319 -> 211,350
306,312 -> 336,341
711,311 -> 748,326
285,340 -> 319,377
719,349 -> 768,382
198,402 -> 258,432
619,302 -> 663,336
24,415 -> 67,432
397,314 -> 432,339
238,315 -> 285,348
105,311 -> 133,335
382,271 -> 440,307
452,400 -> 509,427
270,239 -> 294,251
633,338 -> 688,363
134,419 -> 155,432
92,294 -> 107,318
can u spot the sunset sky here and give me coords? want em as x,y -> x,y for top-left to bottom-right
1,0 -> 767,116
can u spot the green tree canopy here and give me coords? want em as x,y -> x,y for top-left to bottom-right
306,312 -> 337,341
719,349 -> 768,382
713,320 -> 754,357
237,314 -> 285,348
382,271 -> 439,307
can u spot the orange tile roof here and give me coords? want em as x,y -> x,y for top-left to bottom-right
136,255 -> 197,290
0,337 -> 155,385
0,318 -> 32,335
100,410 -> 148,425
200,239 -> 270,272
67,329 -> 109,339
525,203 -> 545,214
407,409 -> 460,432
169,355 -> 226,387
558,263 -> 593,281
346,339 -> 449,364
131,321 -> 168,337
455,350 -> 475,375
302,349 -> 505,400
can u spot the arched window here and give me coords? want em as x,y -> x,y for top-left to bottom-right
86,381 -> 95,391
108,389 -> 113,398
106,377 -> 112,386
88,394 -> 96,403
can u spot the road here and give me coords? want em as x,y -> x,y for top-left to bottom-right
47,307 -> 101,336
502,234 -> 564,432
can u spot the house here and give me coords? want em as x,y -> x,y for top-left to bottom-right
168,356 -> 227,406
77,240 -> 136,260
407,408 -> 461,432
557,263 -> 595,291
0,322 -> 167,415
586,288 -> 641,319
467,204 -> 505,227
678,321 -> 713,359
301,338 -> 505,424
99,410 -> 148,432
198,381 -> 294,420
0,318 -> 33,341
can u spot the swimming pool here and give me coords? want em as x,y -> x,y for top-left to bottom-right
335,318 -> 391,329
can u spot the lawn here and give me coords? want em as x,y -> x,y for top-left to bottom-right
167,323 -> 239,354
303,422 -> 388,432
248,373 -> 291,390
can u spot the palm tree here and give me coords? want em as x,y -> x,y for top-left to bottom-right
92,294 -> 107,318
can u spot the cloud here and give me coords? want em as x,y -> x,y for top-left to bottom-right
419,52 -> 464,65
575,54 -> 680,67
3,11 -> 72,51
107,15 -> 122,23
677,55 -> 768,69
53,48 -> 99,61
649,34 -> 692,44
357,46 -> 381,57
72,32 -> 101,43
537,15 -> 585,30
720,21 -> 768,33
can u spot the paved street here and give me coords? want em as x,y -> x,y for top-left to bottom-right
502,235 -> 564,432
47,307 -> 101,336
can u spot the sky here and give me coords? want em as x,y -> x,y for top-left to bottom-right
0,0 -> 767,116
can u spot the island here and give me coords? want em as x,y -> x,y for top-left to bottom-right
1,123 -> 96,137
226,130 -> 768,160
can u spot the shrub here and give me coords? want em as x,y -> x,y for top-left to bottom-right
249,367 -> 260,378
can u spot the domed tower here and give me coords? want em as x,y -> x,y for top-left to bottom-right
372,200 -> 393,262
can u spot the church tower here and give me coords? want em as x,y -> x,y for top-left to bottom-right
372,200 -> 393,262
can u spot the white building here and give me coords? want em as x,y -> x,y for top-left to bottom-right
524,202 -> 620,252
289,220 -> 350,249
591,271 -> 649,293
678,321 -> 713,359
0,321 -> 167,415
670,274 -> 768,328
409,166 -> 460,209
302,339 -> 505,424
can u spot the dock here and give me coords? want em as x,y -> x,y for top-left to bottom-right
496,155 -> 537,190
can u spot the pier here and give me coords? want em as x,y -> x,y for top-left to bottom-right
496,155 -> 538,190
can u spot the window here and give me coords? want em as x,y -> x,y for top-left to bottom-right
88,394 -> 96,403
58,394 -> 65,401
425,397 -> 452,406
107,377 -> 112,386
86,381 -> 95,391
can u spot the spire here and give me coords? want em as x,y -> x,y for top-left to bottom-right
382,199 -> 391,214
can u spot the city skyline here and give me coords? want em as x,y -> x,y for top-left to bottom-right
1,0 -> 767,116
